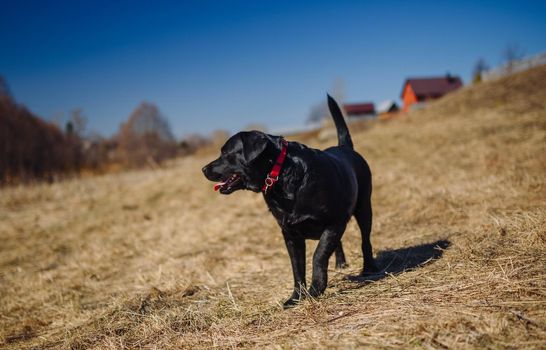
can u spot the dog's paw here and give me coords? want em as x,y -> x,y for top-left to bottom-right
360,269 -> 378,276
346,267 -> 382,282
346,274 -> 377,282
346,274 -> 365,282
335,262 -> 349,270
282,297 -> 301,309
362,262 -> 379,274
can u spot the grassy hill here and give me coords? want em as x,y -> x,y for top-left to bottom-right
1,65 -> 545,349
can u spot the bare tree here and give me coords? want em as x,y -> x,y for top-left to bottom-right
124,102 -> 174,142
117,102 -> 177,167
68,108 -> 87,138
503,43 -> 525,72
472,58 -> 490,83
307,102 -> 329,124
331,77 -> 346,103
306,78 -> 346,124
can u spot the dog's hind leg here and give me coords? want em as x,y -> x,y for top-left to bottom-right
335,242 -> 348,269
354,195 -> 378,275
309,224 -> 345,297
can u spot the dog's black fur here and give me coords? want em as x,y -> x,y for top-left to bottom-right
202,95 -> 377,308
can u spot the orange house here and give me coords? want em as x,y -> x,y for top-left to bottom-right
401,75 -> 463,112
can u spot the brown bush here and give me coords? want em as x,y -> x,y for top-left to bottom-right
81,134 -> 118,171
179,133 -> 211,155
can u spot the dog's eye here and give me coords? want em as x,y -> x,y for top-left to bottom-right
226,153 -> 236,162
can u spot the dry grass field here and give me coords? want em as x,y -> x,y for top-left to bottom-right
1,66 -> 545,349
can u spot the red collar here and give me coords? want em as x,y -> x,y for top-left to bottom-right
262,138 -> 288,194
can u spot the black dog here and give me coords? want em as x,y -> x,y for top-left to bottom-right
202,95 -> 377,308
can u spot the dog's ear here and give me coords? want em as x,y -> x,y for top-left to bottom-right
241,132 -> 268,163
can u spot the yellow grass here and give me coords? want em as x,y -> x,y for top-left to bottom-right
1,65 -> 545,349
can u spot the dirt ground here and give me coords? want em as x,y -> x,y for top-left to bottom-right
1,66 -> 545,349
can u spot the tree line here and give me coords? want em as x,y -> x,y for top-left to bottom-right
0,76 -> 225,185
0,91 -> 83,183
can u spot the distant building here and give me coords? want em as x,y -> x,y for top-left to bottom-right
400,75 -> 463,112
343,102 -> 376,120
376,100 -> 400,121
376,100 -> 399,114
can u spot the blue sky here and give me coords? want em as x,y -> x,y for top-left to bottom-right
1,0 -> 545,138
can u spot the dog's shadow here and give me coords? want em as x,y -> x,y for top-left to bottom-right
344,239 -> 450,284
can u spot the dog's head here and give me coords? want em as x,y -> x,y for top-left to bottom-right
202,131 -> 278,194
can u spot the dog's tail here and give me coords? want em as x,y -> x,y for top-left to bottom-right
327,94 -> 353,149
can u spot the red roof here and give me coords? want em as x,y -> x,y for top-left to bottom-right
401,75 -> 463,98
343,103 -> 375,115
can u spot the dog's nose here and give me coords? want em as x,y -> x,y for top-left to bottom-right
201,165 -> 208,175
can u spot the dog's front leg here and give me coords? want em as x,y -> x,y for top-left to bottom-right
309,225 -> 344,297
282,233 -> 306,308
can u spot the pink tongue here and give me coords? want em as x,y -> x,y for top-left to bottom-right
213,182 -> 226,192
